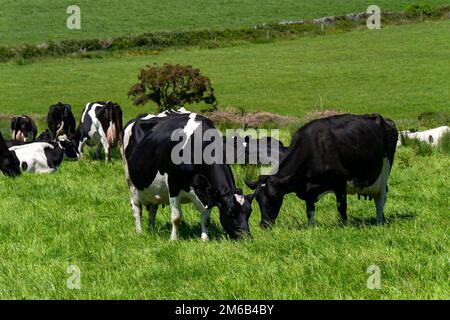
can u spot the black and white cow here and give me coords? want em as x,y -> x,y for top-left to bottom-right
8,138 -> 79,174
246,113 -> 398,227
74,101 -> 123,161
10,116 -> 38,142
0,131 -> 21,177
122,109 -> 253,240
47,102 -> 77,138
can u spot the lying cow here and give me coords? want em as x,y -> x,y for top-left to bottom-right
74,101 -> 123,161
246,113 -> 398,227
122,110 -> 252,240
47,102 -> 77,138
0,131 -> 21,177
9,138 -> 79,173
398,126 -> 450,146
10,116 -> 38,142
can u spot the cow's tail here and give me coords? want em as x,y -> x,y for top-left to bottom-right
106,103 -> 123,148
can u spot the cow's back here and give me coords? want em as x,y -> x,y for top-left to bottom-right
282,114 -> 398,191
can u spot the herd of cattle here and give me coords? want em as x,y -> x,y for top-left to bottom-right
1,102 -> 449,240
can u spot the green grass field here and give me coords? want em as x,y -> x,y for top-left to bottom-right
1,0 -> 449,45
0,3 -> 449,299
1,21 -> 449,128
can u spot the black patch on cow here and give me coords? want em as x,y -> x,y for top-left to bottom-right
44,144 -> 65,169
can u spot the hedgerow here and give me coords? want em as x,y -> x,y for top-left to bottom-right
0,5 -> 449,64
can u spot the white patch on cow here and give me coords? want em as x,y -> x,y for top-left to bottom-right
180,113 -> 201,149
85,105 -> 104,146
14,131 -> 25,142
137,172 -> 170,205
347,158 -> 391,197
177,107 -> 189,113
234,194 -> 245,206
10,142 -> 59,174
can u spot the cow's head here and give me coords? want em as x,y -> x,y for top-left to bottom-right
57,136 -> 81,160
192,174 -> 253,239
246,175 -> 289,228
0,132 -> 21,177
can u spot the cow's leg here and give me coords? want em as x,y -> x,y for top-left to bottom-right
129,188 -> 143,234
169,196 -> 182,241
306,200 -> 315,226
374,186 -> 387,225
335,190 -> 348,225
103,142 -> 111,162
78,137 -> 88,158
146,204 -> 158,230
200,210 -> 211,241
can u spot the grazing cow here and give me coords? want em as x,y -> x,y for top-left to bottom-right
10,116 -> 38,142
9,138 -> 79,174
246,114 -> 398,227
47,102 -> 77,138
74,101 -> 123,161
398,126 -> 450,146
0,131 -> 21,177
122,110 -> 253,240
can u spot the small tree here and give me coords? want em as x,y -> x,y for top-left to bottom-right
128,63 -> 217,112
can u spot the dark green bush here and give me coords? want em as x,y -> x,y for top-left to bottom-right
405,3 -> 435,17
128,63 -> 217,112
0,46 -> 15,62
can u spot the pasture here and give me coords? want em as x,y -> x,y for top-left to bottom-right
0,4 -> 449,299
1,0 -> 450,45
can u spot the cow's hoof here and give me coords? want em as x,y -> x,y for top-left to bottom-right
201,233 -> 209,242
343,220 -> 348,226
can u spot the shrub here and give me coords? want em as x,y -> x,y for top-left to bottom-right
0,46 -> 15,62
405,3 -> 435,17
128,63 -> 217,112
